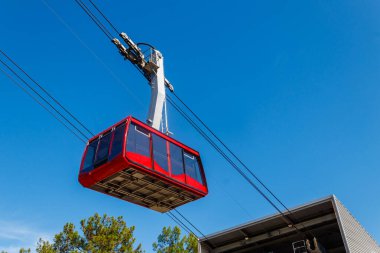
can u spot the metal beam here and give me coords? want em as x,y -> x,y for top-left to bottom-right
209,213 -> 336,253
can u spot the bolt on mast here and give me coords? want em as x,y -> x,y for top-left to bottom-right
112,32 -> 174,134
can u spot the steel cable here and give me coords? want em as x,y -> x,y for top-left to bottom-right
87,0 -> 120,35
0,66 -> 87,143
172,92 -> 299,216
166,96 -> 301,232
168,93 -> 316,238
0,57 -> 90,141
0,49 -> 94,137
74,0 -> 113,40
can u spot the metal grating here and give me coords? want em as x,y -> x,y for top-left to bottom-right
333,196 -> 380,253
90,167 -> 200,212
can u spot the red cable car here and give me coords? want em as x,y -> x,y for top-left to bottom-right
79,116 -> 208,212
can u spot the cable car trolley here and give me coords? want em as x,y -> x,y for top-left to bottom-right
79,33 -> 208,212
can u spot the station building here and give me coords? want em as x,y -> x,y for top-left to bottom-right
198,195 -> 379,253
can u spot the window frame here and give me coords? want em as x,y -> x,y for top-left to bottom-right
82,139 -> 99,172
108,123 -> 126,161
152,133 -> 170,174
125,122 -> 153,169
183,150 -> 204,185
94,131 -> 112,168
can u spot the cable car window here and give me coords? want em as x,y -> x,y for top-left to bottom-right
94,132 -> 112,167
184,152 -> 204,185
169,143 -> 184,175
82,139 -> 98,172
152,134 -> 169,172
109,124 -> 126,160
126,123 -> 151,158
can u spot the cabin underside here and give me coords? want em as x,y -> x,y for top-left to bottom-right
89,167 -> 202,212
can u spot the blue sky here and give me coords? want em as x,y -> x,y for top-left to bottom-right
0,0 -> 379,251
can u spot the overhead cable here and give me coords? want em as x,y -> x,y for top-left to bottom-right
166,96 -> 298,229
171,92 -> 298,217
74,0 -> 113,40
0,66 -> 87,143
0,56 -> 90,141
0,49 -> 94,137
87,0 -> 120,35
40,0 -> 145,108
166,211 -> 194,237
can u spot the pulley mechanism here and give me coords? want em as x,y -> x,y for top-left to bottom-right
112,33 -> 173,134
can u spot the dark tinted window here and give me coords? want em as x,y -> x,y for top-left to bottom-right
94,132 -> 112,167
152,134 -> 169,172
184,152 -> 203,184
82,139 -> 98,172
126,123 -> 151,157
109,124 -> 126,160
169,143 -> 184,175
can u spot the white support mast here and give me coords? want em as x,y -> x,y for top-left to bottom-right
146,50 -> 167,132
112,33 -> 173,134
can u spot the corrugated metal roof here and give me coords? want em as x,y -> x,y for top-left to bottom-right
332,196 -> 380,253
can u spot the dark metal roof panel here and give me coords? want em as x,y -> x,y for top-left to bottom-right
200,195 -> 336,247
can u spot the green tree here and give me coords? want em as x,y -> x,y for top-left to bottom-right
152,226 -> 198,253
36,213 -> 143,253
36,239 -> 55,253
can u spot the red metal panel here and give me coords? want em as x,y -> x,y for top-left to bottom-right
130,117 -> 200,156
126,118 -> 208,194
125,152 -> 152,170
124,155 -> 207,197
78,154 -> 126,187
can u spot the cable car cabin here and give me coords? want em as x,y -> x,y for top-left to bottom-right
79,116 -> 208,212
